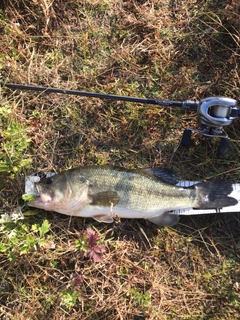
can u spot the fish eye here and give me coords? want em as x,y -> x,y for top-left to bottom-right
46,177 -> 53,184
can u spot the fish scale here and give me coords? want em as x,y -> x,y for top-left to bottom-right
27,166 -> 238,226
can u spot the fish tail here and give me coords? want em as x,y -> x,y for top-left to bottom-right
195,180 -> 238,209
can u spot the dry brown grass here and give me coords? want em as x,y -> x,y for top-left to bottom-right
0,0 -> 240,319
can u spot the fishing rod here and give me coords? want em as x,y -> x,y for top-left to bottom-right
4,83 -> 198,109
4,82 -> 240,155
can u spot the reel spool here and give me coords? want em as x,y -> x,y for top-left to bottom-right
181,97 -> 238,156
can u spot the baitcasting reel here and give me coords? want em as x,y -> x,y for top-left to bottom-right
3,83 -> 240,156
181,96 -> 239,155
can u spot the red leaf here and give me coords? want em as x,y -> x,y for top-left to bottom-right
86,227 -> 99,248
73,273 -> 83,290
88,245 -> 106,263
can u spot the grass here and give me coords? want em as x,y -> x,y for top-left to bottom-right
0,0 -> 240,319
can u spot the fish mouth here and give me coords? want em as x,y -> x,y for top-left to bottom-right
28,184 -> 53,207
27,196 -> 43,208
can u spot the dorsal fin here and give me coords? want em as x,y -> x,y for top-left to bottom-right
142,168 -> 179,185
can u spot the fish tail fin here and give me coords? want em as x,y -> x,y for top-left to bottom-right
195,180 -> 238,209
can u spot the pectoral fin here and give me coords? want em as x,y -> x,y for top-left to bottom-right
147,211 -> 180,226
93,214 -> 114,223
89,191 -> 120,206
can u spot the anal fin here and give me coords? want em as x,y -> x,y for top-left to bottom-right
147,211 -> 180,226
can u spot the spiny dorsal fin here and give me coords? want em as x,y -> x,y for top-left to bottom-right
142,168 -> 179,185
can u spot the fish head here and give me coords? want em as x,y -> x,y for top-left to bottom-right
28,170 -> 90,214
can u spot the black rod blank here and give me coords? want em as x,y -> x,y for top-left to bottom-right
4,83 -> 199,110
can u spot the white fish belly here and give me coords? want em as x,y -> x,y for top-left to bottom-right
71,202 -> 194,220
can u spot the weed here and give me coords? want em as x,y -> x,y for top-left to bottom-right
0,219 -> 51,260
75,227 -> 106,262
0,103 -> 32,176
127,288 -> 151,307
60,288 -> 81,310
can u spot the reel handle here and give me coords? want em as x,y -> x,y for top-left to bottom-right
181,97 -> 240,156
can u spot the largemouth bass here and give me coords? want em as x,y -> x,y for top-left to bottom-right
27,166 -> 237,226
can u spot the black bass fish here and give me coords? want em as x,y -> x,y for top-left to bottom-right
27,166 -> 237,226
